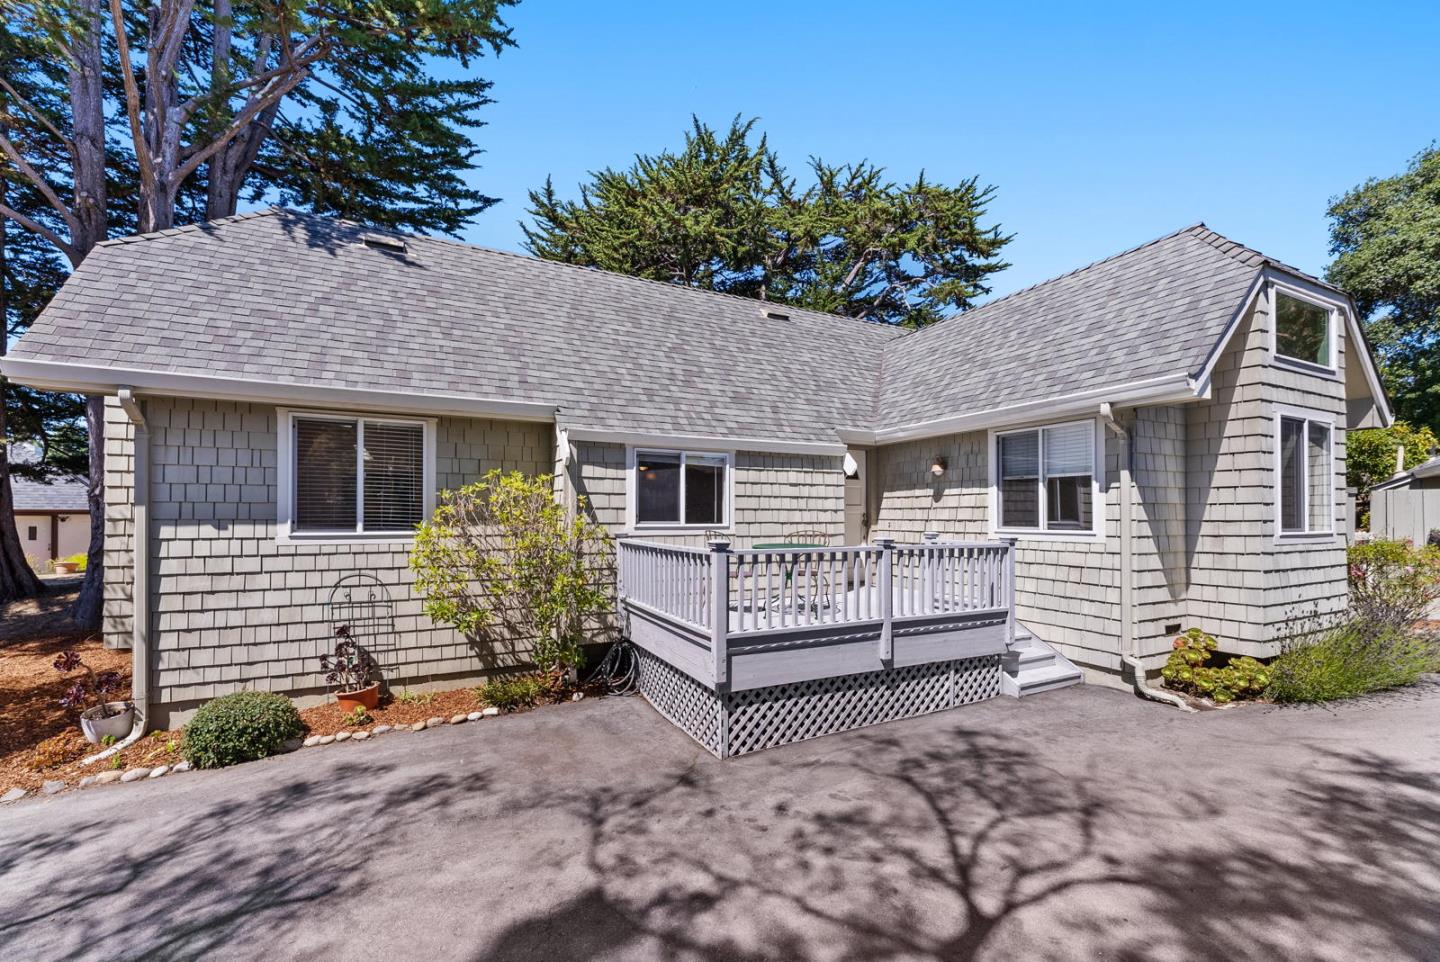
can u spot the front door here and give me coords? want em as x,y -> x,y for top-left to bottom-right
844,448 -> 868,545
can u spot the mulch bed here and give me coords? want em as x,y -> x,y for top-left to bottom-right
297,688 -> 494,737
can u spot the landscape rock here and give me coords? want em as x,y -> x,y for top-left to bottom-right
78,775 -> 98,789
481,706 -> 500,717
149,766 -> 169,778
171,761 -> 191,773
571,691 -> 585,702
281,737 -> 304,753
95,771 -> 123,785
42,780 -> 66,795
466,711 -> 482,721
449,714 -> 467,725
353,731 -> 369,741
426,716 -> 445,729
335,732 -> 351,742
372,725 -> 391,735
120,768 -> 151,783
318,735 -> 336,745
304,735 -> 322,747
1,787 -> 27,803
411,721 -> 428,732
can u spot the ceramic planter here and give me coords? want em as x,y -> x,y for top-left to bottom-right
53,562 -> 78,575
80,701 -> 135,745
336,682 -> 380,713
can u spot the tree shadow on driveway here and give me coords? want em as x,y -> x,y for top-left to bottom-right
478,723 -> 1440,962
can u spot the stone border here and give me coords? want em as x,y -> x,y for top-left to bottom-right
0,701 -> 535,803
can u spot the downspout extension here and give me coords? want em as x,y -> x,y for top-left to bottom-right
81,388 -> 149,764
1099,402 -> 1195,713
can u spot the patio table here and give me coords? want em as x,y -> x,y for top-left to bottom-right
745,543 -> 831,615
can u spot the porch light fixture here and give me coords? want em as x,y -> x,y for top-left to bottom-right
930,456 -> 947,477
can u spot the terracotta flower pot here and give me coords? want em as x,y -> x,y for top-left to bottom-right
53,562 -> 78,575
336,682 -> 380,713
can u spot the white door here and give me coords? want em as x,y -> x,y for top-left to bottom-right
844,448 -> 868,546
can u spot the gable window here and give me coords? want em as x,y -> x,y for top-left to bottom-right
633,449 -> 730,527
1274,290 -> 1333,370
996,420 -> 1095,533
283,412 -> 432,538
1277,413 -> 1333,536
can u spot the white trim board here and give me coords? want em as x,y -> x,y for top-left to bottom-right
0,357 -> 557,422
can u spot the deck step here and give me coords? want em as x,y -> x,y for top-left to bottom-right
1001,624 -> 1083,698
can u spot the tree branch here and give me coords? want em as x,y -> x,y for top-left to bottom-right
172,66 -> 311,185
107,0 -> 155,188
0,201 -> 77,264
0,78 -> 76,160
0,130 -> 81,237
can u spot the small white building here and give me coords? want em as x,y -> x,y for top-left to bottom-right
11,472 -> 90,570
1370,453 -> 1440,547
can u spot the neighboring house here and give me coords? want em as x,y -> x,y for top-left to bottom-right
6,446 -> 90,570
1370,453 -> 1440,546
0,209 -> 1392,728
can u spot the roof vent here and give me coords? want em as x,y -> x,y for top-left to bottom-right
761,308 -> 790,321
360,233 -> 407,254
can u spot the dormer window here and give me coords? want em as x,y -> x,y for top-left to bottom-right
1274,289 -> 1334,370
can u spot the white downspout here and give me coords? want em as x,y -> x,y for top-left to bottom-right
81,388 -> 150,763
1099,402 -> 1194,713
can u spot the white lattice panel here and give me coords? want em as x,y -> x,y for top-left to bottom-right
724,655 -> 1001,757
635,647 -> 723,756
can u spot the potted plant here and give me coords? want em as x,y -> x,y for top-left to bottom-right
54,650 -> 134,744
322,626 -> 379,712
52,553 -> 85,575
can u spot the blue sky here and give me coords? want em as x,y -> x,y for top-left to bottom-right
446,0 -> 1440,301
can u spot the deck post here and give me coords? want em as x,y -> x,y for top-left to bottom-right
875,537 -> 895,665
709,539 -> 731,688
1002,536 -> 1017,645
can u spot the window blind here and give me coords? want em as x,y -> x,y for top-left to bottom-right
1043,422 -> 1093,477
1306,421 -> 1331,531
999,432 -> 1039,479
1279,417 -> 1304,532
363,421 -> 425,531
294,418 -> 357,531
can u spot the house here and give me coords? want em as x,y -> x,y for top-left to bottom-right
1369,451 -> 1440,546
0,209 -> 1392,737
6,446 -> 90,571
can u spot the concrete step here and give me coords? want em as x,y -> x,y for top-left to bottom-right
1001,623 -> 1084,699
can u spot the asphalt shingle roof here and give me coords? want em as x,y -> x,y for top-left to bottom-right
11,474 -> 89,511
11,211 -> 1328,443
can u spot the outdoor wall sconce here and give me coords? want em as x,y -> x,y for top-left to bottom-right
930,456 -> 947,477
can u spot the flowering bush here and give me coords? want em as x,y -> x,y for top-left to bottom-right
320,626 -> 376,692
1347,539 -> 1440,629
52,650 -> 126,717
1160,629 -> 1270,704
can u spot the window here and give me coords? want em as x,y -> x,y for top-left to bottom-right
26,525 -> 37,541
996,420 -> 1096,533
285,413 -> 430,537
1274,290 -> 1333,369
633,449 -> 729,527
1278,413 -> 1333,535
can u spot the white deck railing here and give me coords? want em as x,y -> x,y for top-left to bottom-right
618,536 -> 1016,687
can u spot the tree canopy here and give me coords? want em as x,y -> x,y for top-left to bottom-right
1327,145 -> 1440,434
524,117 -> 1011,328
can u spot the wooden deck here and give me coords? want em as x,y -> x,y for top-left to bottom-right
618,538 -> 1015,693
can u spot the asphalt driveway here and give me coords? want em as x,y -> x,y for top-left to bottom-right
2,679 -> 1438,962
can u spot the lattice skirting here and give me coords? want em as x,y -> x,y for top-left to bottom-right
635,649 -> 1001,758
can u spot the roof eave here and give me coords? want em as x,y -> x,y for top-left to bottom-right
0,357 -> 558,422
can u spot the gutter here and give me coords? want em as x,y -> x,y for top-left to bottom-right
1099,402 -> 1195,713
80,388 -> 150,763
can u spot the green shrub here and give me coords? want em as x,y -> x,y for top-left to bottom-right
182,692 -> 304,769
1160,628 -> 1270,704
411,470 -> 613,674
475,673 -> 554,712
1347,539 -> 1440,629
63,552 -> 88,572
1266,620 -> 1439,703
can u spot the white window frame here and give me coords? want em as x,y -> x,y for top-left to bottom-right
987,417 -> 1105,542
626,446 -> 734,533
1273,406 -> 1336,541
1269,282 -> 1340,379
276,408 -> 436,544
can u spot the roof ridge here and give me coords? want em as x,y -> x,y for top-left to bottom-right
889,222 -> 1212,344
96,207 -> 285,247
1180,224 -> 1345,294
